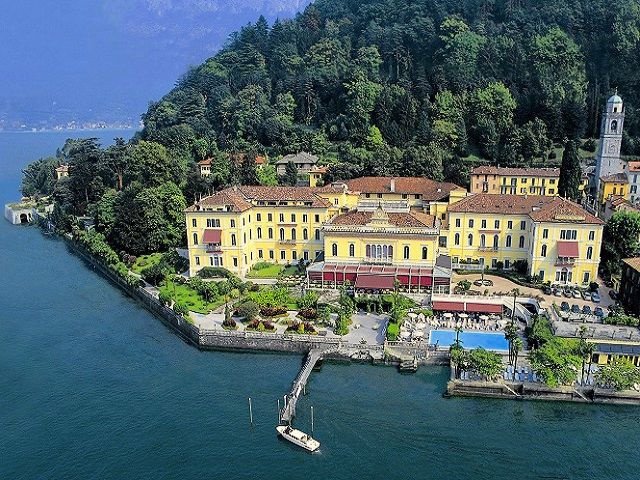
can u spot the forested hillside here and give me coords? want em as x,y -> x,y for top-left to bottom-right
22,0 -> 640,254
140,0 -> 640,186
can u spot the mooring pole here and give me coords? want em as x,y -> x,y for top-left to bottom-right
311,406 -> 314,435
277,399 -> 281,422
248,397 -> 253,425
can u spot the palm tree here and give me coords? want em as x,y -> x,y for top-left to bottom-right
454,325 -> 463,348
450,344 -> 466,379
512,337 -> 523,381
504,322 -> 518,365
510,287 -> 521,326
578,325 -> 589,385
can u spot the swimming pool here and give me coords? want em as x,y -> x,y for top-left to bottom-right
429,330 -> 509,351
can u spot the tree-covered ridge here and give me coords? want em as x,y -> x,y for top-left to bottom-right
139,0 -> 640,186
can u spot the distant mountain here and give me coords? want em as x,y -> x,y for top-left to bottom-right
0,0 -> 311,130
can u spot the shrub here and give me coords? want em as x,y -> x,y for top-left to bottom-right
260,306 -> 288,317
386,322 -> 400,341
604,314 -> 640,327
582,138 -> 597,152
197,266 -> 233,279
238,300 -> 260,321
299,308 -> 317,319
173,302 -> 189,318
141,261 -> 172,286
158,290 -> 172,306
548,151 -> 557,159
222,317 -> 237,329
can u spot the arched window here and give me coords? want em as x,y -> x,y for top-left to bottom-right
480,234 -> 486,248
332,243 -> 338,256
231,234 -> 236,246
519,236 -> 525,248
611,120 -> 618,133
279,228 -> 285,241
587,246 -> 593,259
493,235 -> 499,249
388,245 -> 393,258
506,235 -> 512,248
376,245 -> 382,258
315,229 -> 320,241
193,232 -> 198,245
454,233 -> 460,246
303,228 -> 308,240
403,245 -> 410,259
257,227 -> 262,239
541,244 -> 547,257
468,234 -> 473,246
366,245 -> 371,257
268,228 -> 273,239
422,246 -> 428,260
382,245 -> 388,258
349,244 -> 355,257
291,228 -> 296,240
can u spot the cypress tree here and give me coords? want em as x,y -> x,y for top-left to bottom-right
558,139 -> 581,201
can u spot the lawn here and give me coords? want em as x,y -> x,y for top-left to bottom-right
131,253 -> 163,274
247,262 -> 284,278
159,278 -> 222,314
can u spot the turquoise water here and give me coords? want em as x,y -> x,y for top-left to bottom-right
430,330 -> 510,351
1,132 -> 640,479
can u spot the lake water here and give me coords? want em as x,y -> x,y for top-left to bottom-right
1,131 -> 639,479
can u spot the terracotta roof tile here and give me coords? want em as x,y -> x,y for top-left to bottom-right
628,161 -> 640,172
345,177 -> 463,201
600,172 -> 628,183
623,258 -> 640,272
448,194 -> 603,225
471,166 -> 560,177
328,210 -> 436,228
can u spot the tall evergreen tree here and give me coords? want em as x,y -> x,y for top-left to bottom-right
283,161 -> 298,186
558,140 -> 582,200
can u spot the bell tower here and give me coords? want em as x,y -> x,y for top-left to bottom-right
593,92 -> 625,193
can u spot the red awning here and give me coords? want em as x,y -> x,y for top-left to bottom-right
432,301 -> 465,312
203,229 -> 222,243
465,303 -> 503,314
354,274 -> 395,290
557,241 -> 579,258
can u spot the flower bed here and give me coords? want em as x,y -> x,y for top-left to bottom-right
286,321 -> 317,335
245,319 -> 276,332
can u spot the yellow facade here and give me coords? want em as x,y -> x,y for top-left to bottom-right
470,167 -> 560,196
598,178 -> 629,205
184,177 -> 604,286
446,194 -> 603,285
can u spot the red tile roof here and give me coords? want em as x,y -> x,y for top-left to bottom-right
345,177 -> 463,202
627,161 -> 640,172
448,194 -> 603,225
471,166 -> 560,177
600,172 -> 628,183
328,210 -> 437,228
623,258 -> 640,272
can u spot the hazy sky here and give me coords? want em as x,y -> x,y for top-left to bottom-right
0,0 -> 311,125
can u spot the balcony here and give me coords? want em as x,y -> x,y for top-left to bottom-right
555,257 -> 576,267
205,243 -> 223,253
477,246 -> 499,252
278,239 -> 297,244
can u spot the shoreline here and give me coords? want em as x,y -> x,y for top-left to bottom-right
53,229 -> 640,408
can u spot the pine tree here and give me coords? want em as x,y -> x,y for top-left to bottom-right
558,140 -> 581,200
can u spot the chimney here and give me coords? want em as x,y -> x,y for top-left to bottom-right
390,177 -> 396,193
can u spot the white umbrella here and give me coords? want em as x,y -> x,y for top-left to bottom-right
443,312 -> 453,318
479,315 -> 489,321
413,330 -> 424,338
459,313 -> 469,319
415,322 -> 426,329
408,312 -> 417,319
400,331 -> 411,339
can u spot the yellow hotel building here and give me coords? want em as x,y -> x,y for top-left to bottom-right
446,194 -> 604,285
185,176 -> 603,287
470,166 -> 560,196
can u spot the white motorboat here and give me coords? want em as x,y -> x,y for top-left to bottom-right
276,425 -> 320,452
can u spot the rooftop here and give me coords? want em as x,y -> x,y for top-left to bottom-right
327,209 -> 437,229
345,176 -> 463,202
448,194 -> 603,224
627,161 -> 640,173
188,185 -> 332,212
275,151 -> 318,165
471,166 -> 560,177
623,257 -> 640,273
600,172 -> 628,183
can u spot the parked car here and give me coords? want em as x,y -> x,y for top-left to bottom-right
609,290 -> 618,300
572,289 -> 581,299
560,301 -> 570,311
582,305 -> 592,315
553,289 -> 562,297
563,288 -> 573,298
581,290 -> 591,300
571,304 -> 580,314
594,307 -> 604,318
543,286 -> 552,295
591,292 -> 601,303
